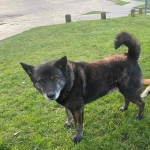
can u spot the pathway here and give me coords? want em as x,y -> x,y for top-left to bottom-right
0,0 -> 144,40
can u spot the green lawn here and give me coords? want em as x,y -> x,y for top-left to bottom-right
136,0 -> 145,2
115,0 -> 130,5
0,15 -> 150,150
135,0 -> 150,9
83,11 -> 101,15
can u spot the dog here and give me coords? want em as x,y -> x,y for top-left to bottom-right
20,32 -> 144,143
141,79 -> 150,98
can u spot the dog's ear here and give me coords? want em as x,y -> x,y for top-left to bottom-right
54,56 -> 67,71
20,62 -> 34,77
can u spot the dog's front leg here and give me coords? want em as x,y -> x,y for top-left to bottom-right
71,107 -> 84,143
64,108 -> 73,127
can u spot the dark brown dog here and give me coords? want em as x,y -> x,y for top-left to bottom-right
20,32 -> 144,143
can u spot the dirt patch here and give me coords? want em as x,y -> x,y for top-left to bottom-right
0,14 -> 23,22
0,23 -> 6,25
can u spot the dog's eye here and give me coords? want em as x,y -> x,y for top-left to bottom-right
38,79 -> 45,84
54,77 -> 59,81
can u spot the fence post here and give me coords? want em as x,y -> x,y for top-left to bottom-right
131,9 -> 135,17
101,12 -> 106,19
65,14 -> 71,23
139,8 -> 143,14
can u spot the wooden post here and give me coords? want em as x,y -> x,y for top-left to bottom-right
131,9 -> 135,17
101,12 -> 106,19
139,8 -> 143,14
65,14 -> 71,23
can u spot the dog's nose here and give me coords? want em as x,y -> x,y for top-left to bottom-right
47,92 -> 56,99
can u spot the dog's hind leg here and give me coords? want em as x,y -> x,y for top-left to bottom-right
64,108 -> 73,127
120,95 -> 144,119
131,97 -> 145,119
119,97 -> 130,111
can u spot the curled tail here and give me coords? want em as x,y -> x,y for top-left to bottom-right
114,32 -> 141,60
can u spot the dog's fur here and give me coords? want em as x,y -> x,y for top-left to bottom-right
20,32 -> 144,143
141,79 -> 150,98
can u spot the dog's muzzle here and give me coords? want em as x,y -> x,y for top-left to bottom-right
45,92 -> 56,100
44,91 -> 60,101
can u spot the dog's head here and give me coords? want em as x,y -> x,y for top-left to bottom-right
20,56 -> 67,101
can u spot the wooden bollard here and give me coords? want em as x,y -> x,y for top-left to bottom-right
131,9 -> 135,17
101,12 -> 106,19
139,8 -> 143,14
65,14 -> 71,23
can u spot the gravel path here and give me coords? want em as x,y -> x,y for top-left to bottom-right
0,0 -> 144,40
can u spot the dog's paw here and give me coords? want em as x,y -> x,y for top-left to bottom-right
71,135 -> 82,144
64,121 -> 73,127
135,114 -> 143,120
119,107 -> 127,111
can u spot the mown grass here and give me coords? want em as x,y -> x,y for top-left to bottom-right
134,0 -> 150,9
136,0 -> 145,2
83,11 -> 101,15
0,15 -> 150,150
115,0 -> 130,5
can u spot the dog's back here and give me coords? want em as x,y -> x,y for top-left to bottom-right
67,32 -> 142,105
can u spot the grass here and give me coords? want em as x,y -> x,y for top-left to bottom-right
0,15 -> 150,150
83,11 -> 101,15
115,0 -> 130,5
136,0 -> 145,1
134,6 -> 150,14
134,0 -> 150,8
